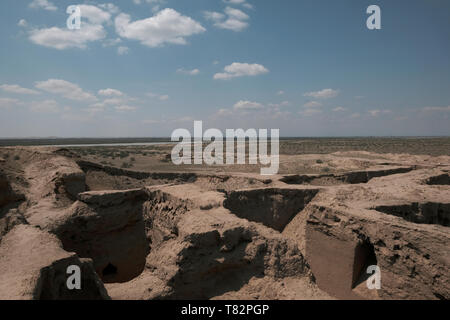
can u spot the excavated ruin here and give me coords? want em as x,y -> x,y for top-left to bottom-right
374,202 -> 450,227
0,147 -> 449,300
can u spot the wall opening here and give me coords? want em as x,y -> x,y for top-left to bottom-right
102,263 -> 118,277
352,240 -> 377,289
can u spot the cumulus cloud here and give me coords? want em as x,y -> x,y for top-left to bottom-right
0,98 -> 21,108
115,105 -> 136,112
304,88 -> 339,99
77,4 -> 112,25
268,101 -> 290,108
303,101 -> 322,108
368,109 -> 391,117
214,62 -> 269,80
117,46 -> 130,55
223,0 -> 253,9
29,0 -> 57,11
233,100 -> 263,110
98,3 -> 120,14
204,7 -> 249,32
98,98 -> 119,105
0,84 -> 40,95
115,9 -> 205,47
133,0 -> 165,5
147,92 -> 169,101
102,38 -> 122,47
299,108 -> 322,117
98,88 -> 124,97
177,68 -> 200,75
422,106 -> 450,112
18,19 -> 27,27
30,100 -> 60,113
29,24 -> 106,50
28,4 -> 113,50
35,79 -> 97,101
333,106 -> 347,112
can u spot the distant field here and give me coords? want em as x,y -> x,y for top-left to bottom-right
1,137 -> 450,156
0,138 -> 171,147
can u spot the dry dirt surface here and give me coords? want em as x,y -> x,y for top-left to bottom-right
0,142 -> 449,300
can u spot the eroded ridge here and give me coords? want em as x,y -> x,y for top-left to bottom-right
374,202 -> 450,227
0,147 -> 449,300
223,188 -> 319,231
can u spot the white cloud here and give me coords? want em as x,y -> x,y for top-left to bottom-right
332,106 -> 347,112
134,0 -> 165,12
205,7 -> 249,32
18,19 -> 27,27
98,88 -> 124,97
0,98 -> 21,108
223,0 -> 246,4
223,0 -> 253,8
87,102 -> 107,113
103,38 -> 122,47
30,100 -> 60,113
269,101 -> 290,108
29,24 -> 106,50
216,108 -> 233,116
115,105 -> 136,112
171,116 -> 194,123
117,46 -> 130,55
299,108 -> 322,116
147,92 -> 169,101
277,90 -> 285,95
98,3 -> 120,14
368,109 -> 391,117
78,4 -> 112,25
103,98 -> 123,105
28,4 -> 113,50
115,9 -> 206,47
177,68 -> 200,75
134,0 -> 165,5
142,119 -> 160,124
214,62 -> 269,80
0,84 -> 40,95
29,0 -> 57,11
304,88 -> 339,99
303,101 -> 322,108
35,79 -> 97,101
204,11 -> 225,21
233,100 -> 263,110
422,106 -> 450,112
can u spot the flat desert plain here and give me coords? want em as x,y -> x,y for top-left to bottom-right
0,138 -> 449,300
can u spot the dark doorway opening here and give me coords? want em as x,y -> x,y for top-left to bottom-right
102,263 -> 118,277
352,240 -> 377,288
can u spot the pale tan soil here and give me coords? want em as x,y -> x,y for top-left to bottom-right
0,140 -> 449,300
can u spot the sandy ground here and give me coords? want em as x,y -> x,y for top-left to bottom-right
0,138 -> 449,300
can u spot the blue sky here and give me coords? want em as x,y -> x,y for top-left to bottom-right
0,0 -> 449,137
